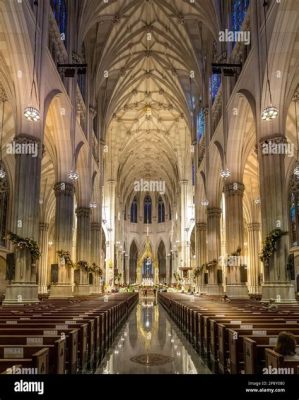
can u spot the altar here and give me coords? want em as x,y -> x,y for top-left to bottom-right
137,239 -> 159,285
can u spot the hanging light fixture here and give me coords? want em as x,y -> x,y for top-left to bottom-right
68,170 -> 79,181
89,202 -> 97,209
201,199 -> 209,207
261,1 -> 279,121
24,0 -> 40,122
220,168 -> 231,179
0,100 -> 6,179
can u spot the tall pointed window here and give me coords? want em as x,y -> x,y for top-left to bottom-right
144,195 -> 152,224
130,197 -> 138,224
210,73 -> 221,104
231,0 -> 250,47
197,109 -> 205,142
158,196 -> 165,223
50,0 -> 68,42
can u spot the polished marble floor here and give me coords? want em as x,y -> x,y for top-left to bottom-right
96,297 -> 211,374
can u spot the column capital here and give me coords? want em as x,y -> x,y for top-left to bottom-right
91,222 -> 101,231
14,134 -> 41,145
39,222 -> 49,231
259,134 -> 287,148
247,222 -> 260,232
54,182 -> 75,197
207,207 -> 222,218
224,182 -> 245,196
196,222 -> 207,231
180,180 -> 188,185
76,207 -> 91,218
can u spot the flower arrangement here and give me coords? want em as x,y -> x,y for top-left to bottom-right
173,273 -> 182,282
91,263 -> 103,276
57,250 -> 74,267
193,266 -> 201,279
260,229 -> 288,265
6,231 -> 41,261
76,260 -> 89,271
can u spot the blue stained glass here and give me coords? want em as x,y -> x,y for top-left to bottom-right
210,74 -> 221,104
51,0 -> 68,40
197,110 -> 205,141
231,0 -> 250,33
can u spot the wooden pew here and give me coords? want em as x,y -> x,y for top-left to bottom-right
0,347 -> 49,374
265,348 -> 299,374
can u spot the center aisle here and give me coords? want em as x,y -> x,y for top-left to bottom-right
96,296 -> 211,374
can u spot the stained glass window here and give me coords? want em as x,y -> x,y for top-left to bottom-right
144,195 -> 152,224
231,0 -> 250,45
50,0 -> 68,41
192,162 -> 195,186
158,197 -> 165,223
130,197 -> 138,223
197,109 -> 205,141
210,74 -> 221,104
290,192 -> 297,246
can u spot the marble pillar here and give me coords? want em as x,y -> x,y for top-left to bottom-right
196,222 -> 207,293
206,207 -> 223,295
90,222 -> 102,294
224,182 -> 248,298
4,135 -> 42,305
74,207 -> 91,296
38,222 -> 49,294
49,182 -> 74,298
247,222 -> 261,295
259,136 -> 296,302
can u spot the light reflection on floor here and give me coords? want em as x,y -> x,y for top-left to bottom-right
96,297 -> 211,374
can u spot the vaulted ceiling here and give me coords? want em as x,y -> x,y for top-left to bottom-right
80,0 -> 219,204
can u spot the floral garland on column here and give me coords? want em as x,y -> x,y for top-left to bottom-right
76,260 -> 89,271
57,250 -> 74,267
260,229 -> 288,265
6,232 -> 41,261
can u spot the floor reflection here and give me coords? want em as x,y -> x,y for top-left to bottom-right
96,298 -> 211,374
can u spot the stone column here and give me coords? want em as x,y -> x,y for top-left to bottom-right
49,182 -> 74,298
196,222 -> 207,292
105,180 -> 116,289
4,135 -> 42,305
90,222 -> 102,294
224,182 -> 248,298
166,254 -> 171,285
74,207 -> 91,296
259,136 -> 295,302
38,223 -> 49,294
206,207 -> 223,295
247,222 -> 261,295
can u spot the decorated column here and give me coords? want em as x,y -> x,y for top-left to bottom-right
247,222 -> 261,295
105,180 -> 116,290
206,207 -> 223,295
90,222 -> 102,294
4,135 -> 42,305
74,207 -> 91,296
224,182 -> 248,298
49,182 -> 74,298
38,222 -> 49,294
196,222 -> 207,292
259,135 -> 295,302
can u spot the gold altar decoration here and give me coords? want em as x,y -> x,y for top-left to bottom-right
136,239 -> 159,285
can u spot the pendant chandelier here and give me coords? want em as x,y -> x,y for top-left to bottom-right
261,1 -> 278,121
24,0 -> 40,122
